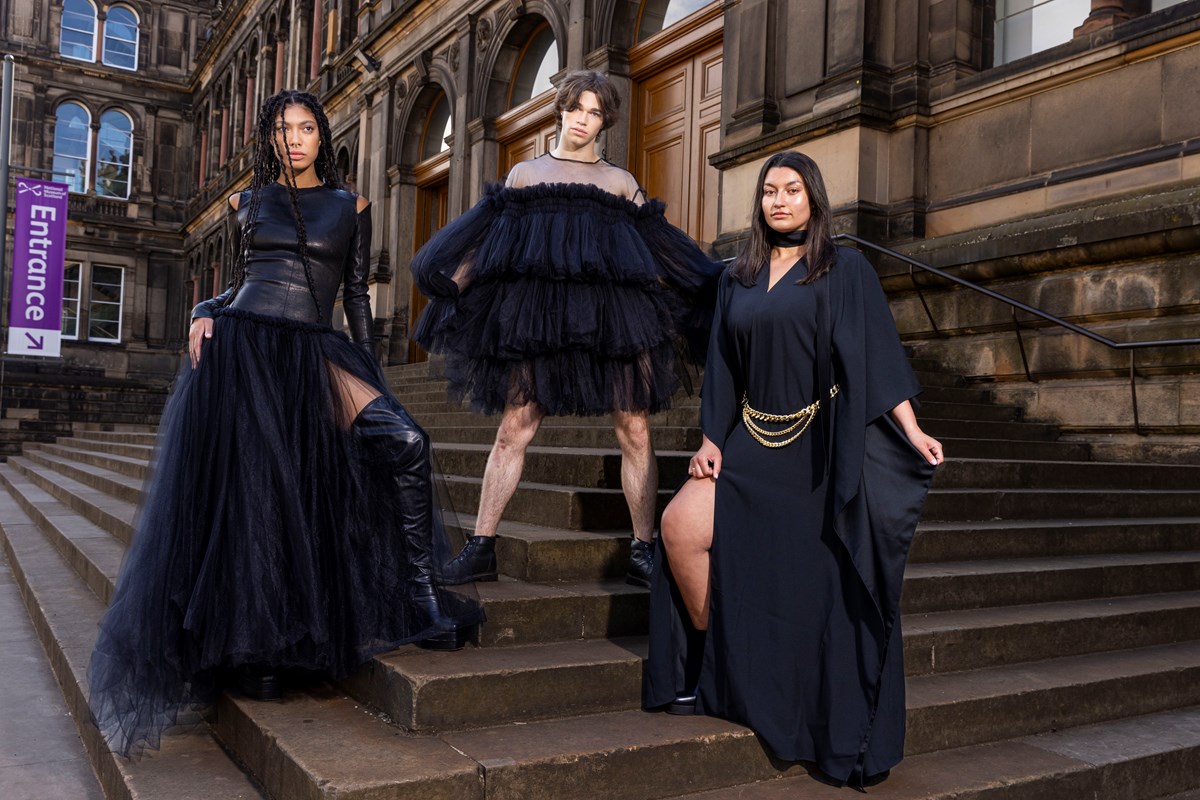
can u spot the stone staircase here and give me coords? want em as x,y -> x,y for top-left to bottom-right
2,356 -> 1200,799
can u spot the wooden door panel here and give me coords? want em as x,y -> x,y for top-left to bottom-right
632,40 -> 723,245
408,179 -> 449,363
641,71 -> 689,128
644,135 -> 689,229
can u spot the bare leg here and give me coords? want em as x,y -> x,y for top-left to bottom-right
327,363 -> 382,426
612,409 -> 657,544
660,477 -> 715,630
474,402 -> 545,538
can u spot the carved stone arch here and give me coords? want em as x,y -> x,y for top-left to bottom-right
95,102 -> 143,131
333,135 -> 357,187
595,0 -> 643,51
50,94 -> 96,119
394,80 -> 453,168
474,5 -> 567,120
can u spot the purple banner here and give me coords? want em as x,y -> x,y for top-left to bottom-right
7,178 -> 69,357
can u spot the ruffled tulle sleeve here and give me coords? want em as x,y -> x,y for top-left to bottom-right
410,188 -> 501,299
634,201 -> 723,363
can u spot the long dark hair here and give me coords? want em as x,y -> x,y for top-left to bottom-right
730,151 -> 837,288
224,90 -> 341,320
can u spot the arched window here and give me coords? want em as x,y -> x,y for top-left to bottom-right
102,5 -> 139,70
60,0 -> 98,61
96,109 -> 134,199
421,92 -> 452,161
636,0 -> 712,41
508,24 -> 558,109
52,102 -> 91,193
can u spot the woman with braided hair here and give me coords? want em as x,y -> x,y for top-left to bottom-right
87,90 -> 482,757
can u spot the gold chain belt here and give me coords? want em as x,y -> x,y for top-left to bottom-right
741,385 -> 840,448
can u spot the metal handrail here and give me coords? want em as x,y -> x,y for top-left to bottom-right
834,232 -> 1200,434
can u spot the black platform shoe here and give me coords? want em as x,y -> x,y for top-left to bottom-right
626,537 -> 654,588
443,535 -> 498,584
666,692 -> 697,715
239,666 -> 283,701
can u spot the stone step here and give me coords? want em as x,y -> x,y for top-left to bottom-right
937,436 -> 1093,461
52,429 -> 158,446
474,577 -> 647,647
447,516 -> 631,582
341,637 -> 645,732
905,641 -> 1200,755
924,487 -> 1200,521
0,465 -> 122,605
903,591 -> 1200,675
919,416 -> 1060,441
0,474 -> 266,799
212,689 -> 481,800
6,456 -> 134,543
902,551 -> 1200,613
55,435 -> 155,461
910,518 -> 1200,563
37,441 -> 150,481
671,706 -> 1200,799
442,475 -> 671,531
930,458 -> 1200,491
22,448 -> 143,505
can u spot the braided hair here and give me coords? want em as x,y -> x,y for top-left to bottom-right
225,90 -> 342,320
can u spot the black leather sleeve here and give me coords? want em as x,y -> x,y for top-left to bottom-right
343,203 -> 374,351
191,204 -> 242,320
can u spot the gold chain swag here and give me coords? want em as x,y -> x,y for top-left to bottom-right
741,385 -> 840,448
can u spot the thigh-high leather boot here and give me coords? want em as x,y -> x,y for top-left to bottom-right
352,395 -> 469,651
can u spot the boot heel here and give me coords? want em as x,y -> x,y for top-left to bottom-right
416,626 -> 473,651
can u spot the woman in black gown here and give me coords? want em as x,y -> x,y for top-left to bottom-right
87,90 -> 482,757
644,151 -> 943,788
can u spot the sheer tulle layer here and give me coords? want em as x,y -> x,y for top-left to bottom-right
411,183 -> 721,416
87,308 -> 482,757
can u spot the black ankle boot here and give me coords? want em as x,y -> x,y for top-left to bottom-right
443,535 -> 498,584
626,536 -> 654,588
353,396 -> 474,651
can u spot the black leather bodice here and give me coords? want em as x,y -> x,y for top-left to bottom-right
192,182 -> 373,347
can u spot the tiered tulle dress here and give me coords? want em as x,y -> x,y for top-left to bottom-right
87,182 -> 482,757
410,156 -> 721,416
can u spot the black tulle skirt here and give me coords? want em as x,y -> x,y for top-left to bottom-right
87,308 -> 482,757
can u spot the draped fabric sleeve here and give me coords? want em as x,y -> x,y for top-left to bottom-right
829,244 -> 934,637
633,200 -> 723,364
699,272 -> 741,449
341,202 -> 374,351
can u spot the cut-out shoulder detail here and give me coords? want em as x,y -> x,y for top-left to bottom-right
355,195 -> 371,213
228,192 -> 241,210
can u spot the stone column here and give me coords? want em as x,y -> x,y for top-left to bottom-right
1074,0 -> 1135,37
725,0 -> 779,143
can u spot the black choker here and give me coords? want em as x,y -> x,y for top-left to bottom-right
767,228 -> 809,248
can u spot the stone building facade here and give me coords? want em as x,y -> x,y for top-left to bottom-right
1,0 -> 211,380
4,0 -> 1199,433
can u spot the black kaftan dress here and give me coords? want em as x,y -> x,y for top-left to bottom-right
644,247 -> 936,784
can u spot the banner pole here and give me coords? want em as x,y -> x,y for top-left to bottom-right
1,54 -> 16,422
